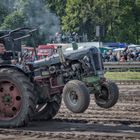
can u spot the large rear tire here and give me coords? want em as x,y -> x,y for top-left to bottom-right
0,68 -> 35,128
94,81 -> 119,108
63,80 -> 90,113
33,94 -> 62,121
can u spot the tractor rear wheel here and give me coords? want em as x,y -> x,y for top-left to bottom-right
63,80 -> 90,113
33,94 -> 62,121
94,81 -> 119,108
0,68 -> 35,128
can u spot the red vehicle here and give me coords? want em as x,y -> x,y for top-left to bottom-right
37,44 -> 56,59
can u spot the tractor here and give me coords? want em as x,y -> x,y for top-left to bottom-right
37,44 -> 56,59
0,28 -> 119,128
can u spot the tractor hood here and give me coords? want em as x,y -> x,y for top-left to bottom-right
32,46 -> 99,68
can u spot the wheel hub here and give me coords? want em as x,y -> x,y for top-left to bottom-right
69,91 -> 78,105
0,82 -> 22,120
99,89 -> 109,100
96,87 -> 109,103
2,95 -> 12,104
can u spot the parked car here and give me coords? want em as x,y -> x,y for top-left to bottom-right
128,44 -> 140,50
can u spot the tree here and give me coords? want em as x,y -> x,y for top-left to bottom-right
62,0 -> 83,32
45,0 -> 67,17
116,0 -> 140,43
0,0 -> 61,44
0,0 -> 15,26
0,0 -> 139,43
1,11 -> 25,29
62,0 -> 120,41
16,0 -> 60,44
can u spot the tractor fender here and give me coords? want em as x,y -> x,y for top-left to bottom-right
0,64 -> 29,77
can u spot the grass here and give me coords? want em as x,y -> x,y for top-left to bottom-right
105,71 -> 140,80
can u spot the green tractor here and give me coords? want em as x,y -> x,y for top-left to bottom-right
0,28 -> 119,127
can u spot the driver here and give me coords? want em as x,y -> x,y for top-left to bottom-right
0,43 -> 17,64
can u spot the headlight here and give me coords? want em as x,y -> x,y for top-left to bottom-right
49,66 -> 56,74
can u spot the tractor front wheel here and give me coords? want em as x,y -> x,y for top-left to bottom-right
63,80 -> 90,113
94,81 -> 119,108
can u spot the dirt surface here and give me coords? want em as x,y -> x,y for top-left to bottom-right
0,84 -> 140,140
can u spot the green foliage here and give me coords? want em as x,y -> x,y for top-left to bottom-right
61,0 -> 140,43
0,0 -> 15,26
1,11 -> 25,29
0,0 -> 60,45
116,0 -> 140,43
45,0 -> 67,17
62,0 -> 83,32
0,0 -> 139,44
61,0 -> 119,41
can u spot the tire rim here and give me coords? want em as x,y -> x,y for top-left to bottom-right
96,87 -> 109,103
68,90 -> 78,105
0,80 -> 22,120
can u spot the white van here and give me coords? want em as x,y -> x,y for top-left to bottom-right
128,44 -> 140,50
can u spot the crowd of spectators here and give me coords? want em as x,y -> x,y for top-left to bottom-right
39,30 -> 140,63
102,47 -> 140,62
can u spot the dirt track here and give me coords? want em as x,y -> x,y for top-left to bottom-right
0,84 -> 140,140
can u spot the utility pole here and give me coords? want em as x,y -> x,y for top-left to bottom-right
96,25 -> 101,47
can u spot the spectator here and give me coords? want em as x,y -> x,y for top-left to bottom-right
102,47 -> 140,62
136,54 -> 140,61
